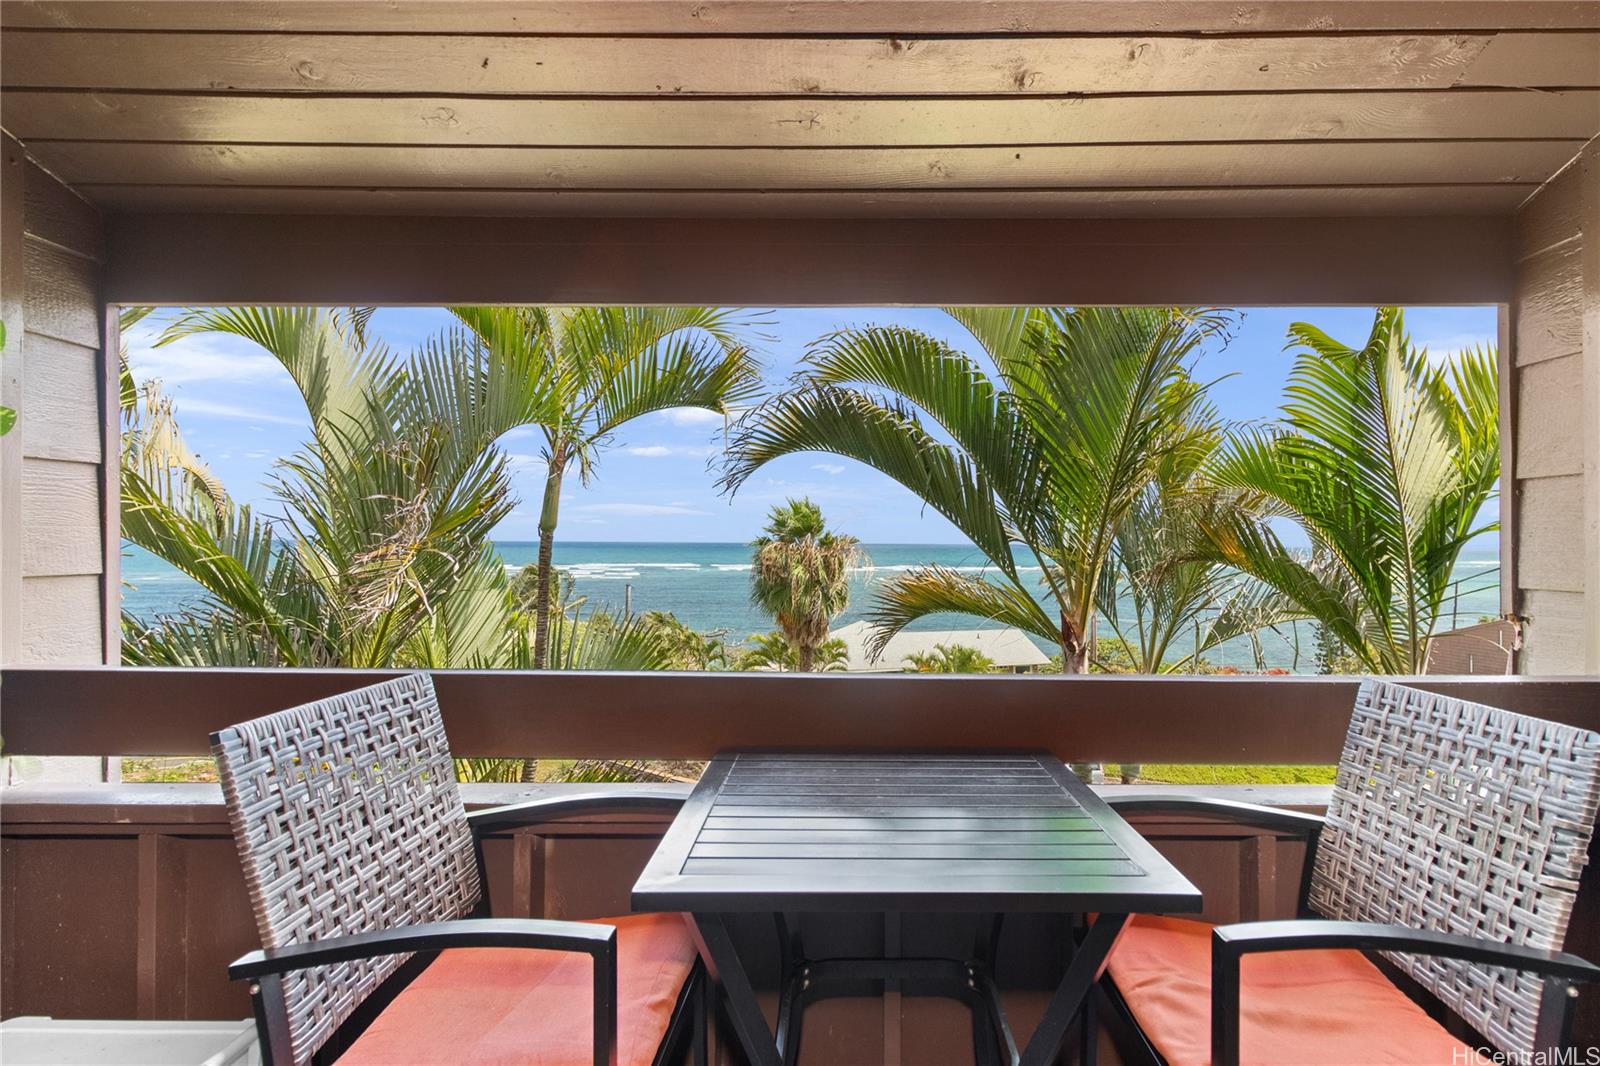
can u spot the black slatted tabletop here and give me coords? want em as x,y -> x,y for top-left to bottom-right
633,751 -> 1200,914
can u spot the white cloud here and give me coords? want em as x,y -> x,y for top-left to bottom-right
505,453 -> 548,475
1416,334 -> 1493,366
171,397 -> 304,427
569,502 -> 710,518
658,408 -> 726,427
126,332 -> 287,386
625,444 -> 717,458
811,463 -> 846,475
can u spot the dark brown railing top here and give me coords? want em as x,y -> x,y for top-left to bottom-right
2,667 -> 1596,763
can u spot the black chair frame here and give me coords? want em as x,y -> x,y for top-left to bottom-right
231,789 -> 709,1066
1095,796 -> 1600,1066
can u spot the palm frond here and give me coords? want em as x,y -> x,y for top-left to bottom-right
722,385 -> 1018,574
864,565 -> 1058,659
159,307 -> 393,450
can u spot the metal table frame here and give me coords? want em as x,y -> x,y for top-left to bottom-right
634,752 -> 1200,1066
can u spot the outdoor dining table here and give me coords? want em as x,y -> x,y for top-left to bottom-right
632,751 -> 1202,1066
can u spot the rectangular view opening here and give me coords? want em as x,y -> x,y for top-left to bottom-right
100,303 -> 1504,789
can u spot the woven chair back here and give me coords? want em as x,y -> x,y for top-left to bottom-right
1308,680 -> 1600,1057
213,674 -> 479,1066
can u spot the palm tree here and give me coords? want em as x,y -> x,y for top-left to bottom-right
449,306 -> 762,668
1200,307 -> 1499,674
1095,443 -> 1293,676
737,630 -> 850,672
905,643 -> 995,673
722,307 -> 1232,671
748,498 -> 862,671
638,611 -> 732,670
124,307 -> 550,669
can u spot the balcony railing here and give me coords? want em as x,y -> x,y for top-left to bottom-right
3,668 -> 1599,1062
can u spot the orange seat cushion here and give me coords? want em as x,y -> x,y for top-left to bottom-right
339,912 -> 697,1066
1106,915 -> 1476,1066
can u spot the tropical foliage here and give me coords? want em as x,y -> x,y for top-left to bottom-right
904,643 -> 995,673
449,306 -> 761,668
0,322 -> 14,436
748,497 -> 863,671
1200,307 -> 1499,674
723,307 -> 1240,672
1095,446 -> 1294,674
121,307 -> 557,668
639,611 -> 734,671
737,630 -> 849,672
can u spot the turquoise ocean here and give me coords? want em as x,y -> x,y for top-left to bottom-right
119,541 -> 1501,673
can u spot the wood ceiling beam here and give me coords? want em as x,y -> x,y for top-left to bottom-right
8,90 -> 1597,147
5,1 -> 1598,35
5,31 -> 1597,95
77,184 -> 1533,219
102,212 -> 1514,306
24,139 -> 1582,190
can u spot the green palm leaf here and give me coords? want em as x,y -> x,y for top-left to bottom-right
1203,307 -> 1498,673
865,565 -> 1059,658
722,385 -> 1017,573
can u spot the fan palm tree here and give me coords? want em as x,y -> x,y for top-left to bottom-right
449,306 -> 762,668
1200,307 -> 1499,674
905,643 -> 995,673
722,307 -> 1233,672
748,498 -> 862,671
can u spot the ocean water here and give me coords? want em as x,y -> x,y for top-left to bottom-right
118,541 -> 1501,673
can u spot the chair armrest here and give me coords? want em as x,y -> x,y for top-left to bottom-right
1209,920 -> 1600,1066
228,917 -> 616,980
468,786 -> 688,835
231,918 -> 620,1066
1102,795 -> 1326,837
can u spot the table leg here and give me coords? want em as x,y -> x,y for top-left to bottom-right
774,913 -> 804,1065
1017,913 -> 1129,1066
692,913 -> 783,1066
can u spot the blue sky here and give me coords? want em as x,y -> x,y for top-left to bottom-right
124,305 -> 1499,548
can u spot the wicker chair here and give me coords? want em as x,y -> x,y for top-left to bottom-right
212,674 -> 707,1066
1099,679 -> 1600,1066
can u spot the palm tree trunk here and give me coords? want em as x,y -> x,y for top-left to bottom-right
796,642 -> 815,672
1061,614 -> 1095,781
531,464 -> 563,670
1059,615 -> 1090,673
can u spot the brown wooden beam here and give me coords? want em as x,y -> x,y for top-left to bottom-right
5,1 -> 1598,35
2,667 -> 1596,762
102,213 -> 1516,305
8,91 -> 1597,148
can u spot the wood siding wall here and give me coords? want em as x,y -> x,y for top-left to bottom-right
1511,142 -> 1600,675
0,134 -> 108,665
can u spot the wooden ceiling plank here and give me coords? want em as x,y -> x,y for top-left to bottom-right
7,89 -> 1598,146
74,183 -> 1533,218
6,1 -> 1598,34
24,140 -> 1583,190
5,32 -> 1597,95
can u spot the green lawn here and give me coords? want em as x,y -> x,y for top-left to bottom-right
1106,764 -> 1337,785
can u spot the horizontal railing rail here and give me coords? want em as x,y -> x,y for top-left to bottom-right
2,667 -> 1596,764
